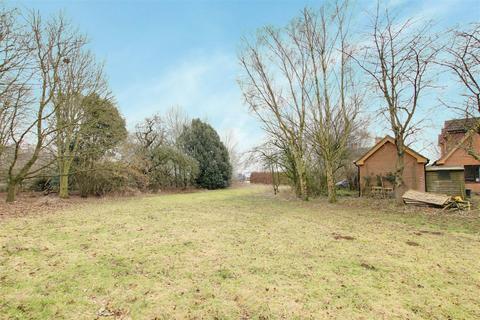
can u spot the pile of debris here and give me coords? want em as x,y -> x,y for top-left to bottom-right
444,196 -> 471,211
402,190 -> 471,211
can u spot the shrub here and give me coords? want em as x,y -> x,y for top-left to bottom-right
74,161 -> 145,197
306,167 -> 327,197
29,176 -> 59,193
147,145 -> 199,191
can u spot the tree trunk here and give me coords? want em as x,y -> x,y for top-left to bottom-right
6,179 -> 17,203
394,151 -> 405,205
58,159 -> 73,198
296,160 -> 309,201
270,167 -> 278,195
325,160 -> 337,203
58,173 -> 69,198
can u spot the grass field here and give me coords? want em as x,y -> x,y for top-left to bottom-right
1,185 -> 479,319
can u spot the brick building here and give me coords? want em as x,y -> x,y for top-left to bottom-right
435,118 -> 480,193
354,136 -> 429,195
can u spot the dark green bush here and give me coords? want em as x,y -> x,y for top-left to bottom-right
179,119 -> 231,189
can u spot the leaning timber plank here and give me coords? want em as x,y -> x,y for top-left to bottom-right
402,190 -> 450,206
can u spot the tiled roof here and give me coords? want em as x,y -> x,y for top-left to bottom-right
354,135 -> 428,165
444,118 -> 480,133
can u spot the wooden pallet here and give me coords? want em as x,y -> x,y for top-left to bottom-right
402,190 -> 450,207
403,190 -> 471,211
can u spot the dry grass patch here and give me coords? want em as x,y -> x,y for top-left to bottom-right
0,185 -> 479,319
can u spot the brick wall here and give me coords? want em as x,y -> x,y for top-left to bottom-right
439,132 -> 465,157
250,172 -> 289,185
441,134 -> 480,192
358,141 -> 425,194
442,134 -> 480,166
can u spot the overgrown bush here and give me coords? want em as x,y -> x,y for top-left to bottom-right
147,145 -> 199,191
305,162 -> 327,197
29,176 -> 59,193
74,162 -> 146,197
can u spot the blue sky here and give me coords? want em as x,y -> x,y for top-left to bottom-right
13,0 -> 480,158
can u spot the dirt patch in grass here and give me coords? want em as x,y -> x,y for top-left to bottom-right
414,230 -> 445,237
332,233 -> 355,240
0,193 -> 87,219
96,303 -> 129,318
360,263 -> 376,270
419,230 -> 444,235
406,241 -> 420,246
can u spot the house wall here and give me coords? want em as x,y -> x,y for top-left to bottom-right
465,182 -> 480,193
358,141 -> 425,195
442,134 -> 480,165
440,133 -> 480,192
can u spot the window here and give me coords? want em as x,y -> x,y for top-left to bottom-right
465,165 -> 480,183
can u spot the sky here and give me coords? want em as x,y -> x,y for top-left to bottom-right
12,0 -> 480,160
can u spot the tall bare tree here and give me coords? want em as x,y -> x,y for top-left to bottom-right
53,41 -> 108,198
438,23 -> 480,159
239,2 -> 361,201
0,8 -> 31,163
303,3 -> 363,203
238,17 -> 311,199
222,130 -> 242,179
4,11 -> 84,202
354,6 -> 440,203
164,105 -> 189,146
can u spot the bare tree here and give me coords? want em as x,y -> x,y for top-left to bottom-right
239,2 -> 361,201
222,130 -> 242,179
303,3 -> 363,203
250,141 -> 283,194
438,23 -> 480,159
53,29 -> 108,198
4,11 -> 84,202
132,107 -> 190,185
132,113 -> 167,183
0,8 -> 31,163
164,105 -> 189,146
135,113 -> 166,151
354,6 -> 440,203
238,8 -> 316,200
238,22 -> 310,199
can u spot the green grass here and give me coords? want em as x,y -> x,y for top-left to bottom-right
1,185 -> 479,319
